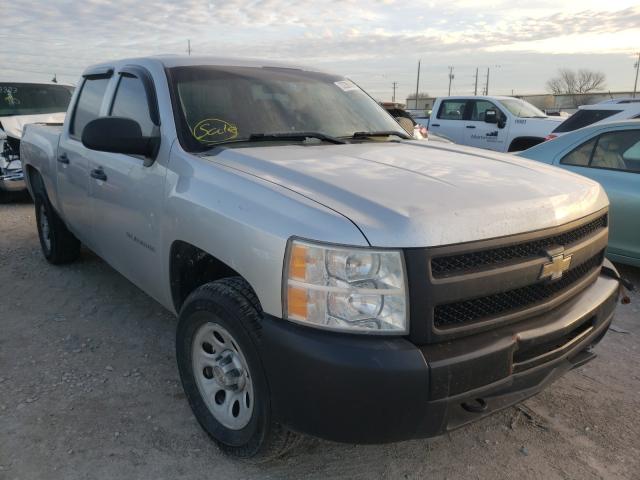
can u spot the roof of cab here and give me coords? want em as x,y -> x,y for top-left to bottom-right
82,55 -> 319,77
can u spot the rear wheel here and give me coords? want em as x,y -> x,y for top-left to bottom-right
176,278 -> 300,460
34,187 -> 80,264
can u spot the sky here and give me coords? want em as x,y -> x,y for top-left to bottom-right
1,0 -> 638,102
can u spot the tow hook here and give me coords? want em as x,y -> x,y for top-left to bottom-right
461,398 -> 488,413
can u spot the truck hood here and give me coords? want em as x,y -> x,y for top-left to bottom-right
0,112 -> 66,139
204,141 -> 608,248
512,116 -> 563,136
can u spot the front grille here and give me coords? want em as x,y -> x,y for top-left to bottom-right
431,215 -> 607,278
434,250 -> 604,329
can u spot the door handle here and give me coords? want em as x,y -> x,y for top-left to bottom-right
431,123 -> 440,127
57,153 -> 69,164
90,168 -> 107,181
466,125 -> 476,129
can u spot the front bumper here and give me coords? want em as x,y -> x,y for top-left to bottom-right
0,170 -> 26,192
257,266 -> 619,444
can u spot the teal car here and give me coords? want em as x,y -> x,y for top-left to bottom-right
518,120 -> 640,267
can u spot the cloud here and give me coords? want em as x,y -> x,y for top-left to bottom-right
1,0 -> 638,98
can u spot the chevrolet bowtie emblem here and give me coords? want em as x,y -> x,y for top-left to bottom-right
540,252 -> 572,281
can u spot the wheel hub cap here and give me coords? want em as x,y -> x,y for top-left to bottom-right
192,322 -> 254,430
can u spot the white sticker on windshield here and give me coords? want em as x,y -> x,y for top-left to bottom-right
334,80 -> 359,92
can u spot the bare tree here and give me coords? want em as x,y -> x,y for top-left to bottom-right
547,69 -> 606,95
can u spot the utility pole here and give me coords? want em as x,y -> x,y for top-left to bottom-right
474,68 -> 478,96
187,39 -> 192,56
392,82 -> 398,103
633,52 -> 640,98
447,66 -> 454,96
485,67 -> 490,96
415,60 -> 421,109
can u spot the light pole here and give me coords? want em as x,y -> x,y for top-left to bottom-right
392,82 -> 398,103
633,52 -> 640,99
415,60 -> 421,109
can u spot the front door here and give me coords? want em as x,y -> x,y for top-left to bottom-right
558,128 -> 640,261
88,69 -> 167,301
464,100 -> 509,152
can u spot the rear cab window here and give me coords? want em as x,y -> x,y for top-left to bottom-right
552,109 -> 621,133
71,78 -> 110,138
437,100 -> 467,120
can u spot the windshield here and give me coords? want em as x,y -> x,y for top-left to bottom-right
168,66 -> 406,151
0,83 -> 73,117
498,98 -> 547,118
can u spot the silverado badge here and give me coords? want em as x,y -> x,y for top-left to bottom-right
540,252 -> 572,281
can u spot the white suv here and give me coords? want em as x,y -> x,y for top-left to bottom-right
429,96 -> 563,152
548,98 -> 640,140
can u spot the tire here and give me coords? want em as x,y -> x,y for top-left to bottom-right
176,277 -> 300,461
33,185 -> 80,264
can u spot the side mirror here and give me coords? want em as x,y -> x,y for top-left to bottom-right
484,109 -> 498,124
82,117 -> 159,160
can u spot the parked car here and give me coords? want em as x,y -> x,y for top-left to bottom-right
429,96 -> 563,152
518,120 -> 640,267
547,99 -> 640,140
0,82 -> 73,201
381,103 -> 428,139
21,56 -> 621,459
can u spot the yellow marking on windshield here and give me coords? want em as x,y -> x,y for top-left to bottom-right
192,118 -> 238,144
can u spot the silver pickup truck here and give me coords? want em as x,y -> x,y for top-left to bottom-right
21,56 -> 622,459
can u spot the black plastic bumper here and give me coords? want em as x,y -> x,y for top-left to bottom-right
257,272 -> 619,444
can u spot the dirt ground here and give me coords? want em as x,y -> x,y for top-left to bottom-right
1,199 -> 639,480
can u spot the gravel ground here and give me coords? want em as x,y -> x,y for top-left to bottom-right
1,199 -> 639,480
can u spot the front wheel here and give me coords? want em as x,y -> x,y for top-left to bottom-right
176,278 -> 300,460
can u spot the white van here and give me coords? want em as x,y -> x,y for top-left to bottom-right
429,96 -> 563,152
548,98 -> 640,139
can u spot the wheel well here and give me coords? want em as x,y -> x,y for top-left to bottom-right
25,165 -> 43,193
508,137 -> 544,152
169,240 -> 244,312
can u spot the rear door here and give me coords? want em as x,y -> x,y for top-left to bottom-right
558,128 -> 640,261
88,67 -> 167,300
56,69 -> 112,247
463,100 -> 510,152
428,99 -> 467,143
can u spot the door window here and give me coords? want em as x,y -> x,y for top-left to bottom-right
561,130 -> 640,172
437,100 -> 466,120
71,78 -> 110,137
469,100 -> 499,121
110,75 -> 155,136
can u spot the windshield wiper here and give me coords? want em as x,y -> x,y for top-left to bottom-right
350,130 -> 411,140
248,132 -> 346,144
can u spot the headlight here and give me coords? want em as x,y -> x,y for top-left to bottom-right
283,239 -> 408,334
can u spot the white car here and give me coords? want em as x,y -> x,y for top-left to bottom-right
548,98 -> 640,140
0,81 -> 73,200
429,96 -> 563,152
